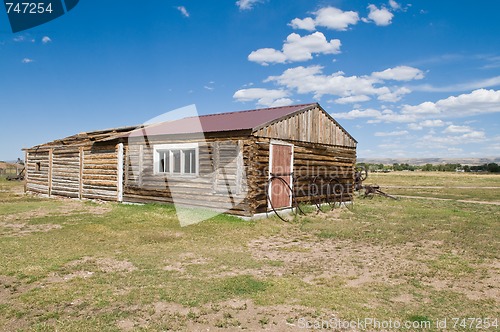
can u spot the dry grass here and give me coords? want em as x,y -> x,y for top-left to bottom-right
0,175 -> 498,331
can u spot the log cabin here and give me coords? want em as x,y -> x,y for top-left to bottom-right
23,103 -> 357,217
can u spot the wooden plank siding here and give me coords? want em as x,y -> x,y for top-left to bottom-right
245,137 -> 356,215
23,104 -> 357,217
123,136 -> 251,216
25,144 -> 120,200
253,105 -> 356,148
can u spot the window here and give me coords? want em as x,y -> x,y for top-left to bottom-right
154,143 -> 198,176
35,162 -> 41,172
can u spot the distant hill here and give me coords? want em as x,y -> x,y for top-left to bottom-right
357,157 -> 500,166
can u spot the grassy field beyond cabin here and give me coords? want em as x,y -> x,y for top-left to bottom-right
0,173 -> 499,331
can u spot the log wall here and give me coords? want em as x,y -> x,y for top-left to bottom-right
25,144 -> 120,200
123,137 -> 251,216
245,137 -> 356,215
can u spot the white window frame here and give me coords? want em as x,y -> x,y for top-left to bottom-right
153,143 -> 199,177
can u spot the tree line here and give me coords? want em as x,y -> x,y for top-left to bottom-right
358,162 -> 500,173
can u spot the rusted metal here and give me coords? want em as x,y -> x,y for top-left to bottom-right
354,166 -> 398,200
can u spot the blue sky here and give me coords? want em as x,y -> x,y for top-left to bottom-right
1,0 -> 499,160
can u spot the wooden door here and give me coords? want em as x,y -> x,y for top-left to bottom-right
269,143 -> 293,209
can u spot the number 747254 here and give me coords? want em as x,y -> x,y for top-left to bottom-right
5,2 -> 54,14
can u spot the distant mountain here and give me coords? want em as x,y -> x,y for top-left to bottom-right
357,157 -> 500,166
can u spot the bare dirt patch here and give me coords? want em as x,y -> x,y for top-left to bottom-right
66,256 -> 137,273
246,234 -> 499,302
115,299 -> 349,331
0,222 -> 62,237
1,197 -> 111,223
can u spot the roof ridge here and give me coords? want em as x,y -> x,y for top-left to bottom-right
192,103 -> 317,119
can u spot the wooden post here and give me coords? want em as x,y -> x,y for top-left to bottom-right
124,145 -> 129,187
117,143 -> 124,202
48,148 -> 53,197
79,147 -> 84,199
24,151 -> 28,193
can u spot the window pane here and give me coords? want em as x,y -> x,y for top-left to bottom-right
184,149 -> 196,174
190,150 -> 196,174
172,150 -> 181,173
159,151 -> 170,173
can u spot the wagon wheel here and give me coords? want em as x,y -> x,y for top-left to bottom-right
326,178 -> 344,208
266,176 -> 303,222
355,166 -> 368,182
311,175 -> 327,213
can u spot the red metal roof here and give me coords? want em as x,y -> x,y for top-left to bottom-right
126,103 -> 317,137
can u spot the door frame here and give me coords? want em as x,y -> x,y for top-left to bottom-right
268,139 -> 294,210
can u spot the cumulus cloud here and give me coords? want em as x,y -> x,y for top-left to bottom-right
248,32 -> 341,65
412,75 -> 500,92
443,125 -> 473,134
378,87 -> 412,102
41,36 -> 52,44
176,6 -> 190,17
374,130 -> 409,137
388,0 -> 401,10
233,88 -> 293,107
236,0 -> 262,11
290,7 -> 360,31
21,58 -> 34,63
265,65 -> 397,100
333,89 -> 500,129
372,66 -> 425,81
408,119 -> 447,130
334,95 -> 371,104
363,4 -> 394,26
333,108 -> 383,119
402,89 -> 500,118
289,17 -> 316,31
418,131 -> 486,146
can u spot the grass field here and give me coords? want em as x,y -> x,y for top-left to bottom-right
0,173 -> 499,331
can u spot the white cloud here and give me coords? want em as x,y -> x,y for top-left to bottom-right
388,0 -> 401,10
408,119 -> 447,130
236,0 -> 262,11
248,48 -> 287,65
41,36 -> 52,44
334,95 -> 371,104
374,130 -> 409,137
21,58 -> 34,63
412,76 -> 500,92
248,32 -> 341,65
363,4 -> 394,26
289,17 -> 316,31
372,66 -> 425,81
265,65 -> 390,99
334,89 -> 500,126
314,7 -> 360,31
402,89 -> 500,118
333,108 -> 382,119
443,125 -> 473,134
13,36 -> 25,42
204,86 -> 214,91
176,6 -> 190,17
233,88 -> 293,107
378,87 -> 412,102
419,131 -> 486,146
290,7 -> 360,31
